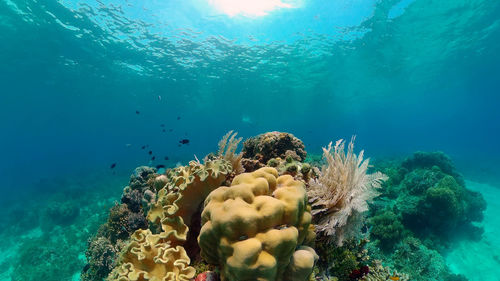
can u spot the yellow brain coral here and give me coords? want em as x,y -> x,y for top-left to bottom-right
107,229 -> 196,281
198,167 -> 317,281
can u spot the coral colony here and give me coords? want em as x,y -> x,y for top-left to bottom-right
81,131 -> 483,281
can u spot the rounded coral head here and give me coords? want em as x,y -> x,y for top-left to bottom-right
198,167 -> 317,281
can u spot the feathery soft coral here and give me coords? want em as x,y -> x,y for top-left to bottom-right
308,137 -> 387,245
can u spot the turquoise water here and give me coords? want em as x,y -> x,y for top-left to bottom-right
0,0 -> 499,280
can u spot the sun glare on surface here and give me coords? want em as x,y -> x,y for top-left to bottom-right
208,0 -> 295,17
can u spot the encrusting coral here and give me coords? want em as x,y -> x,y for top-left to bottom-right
307,138 -> 387,245
198,167 -> 317,281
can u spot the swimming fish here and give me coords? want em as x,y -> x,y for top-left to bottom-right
164,156 -> 169,160
141,145 -> 146,149
151,156 -> 155,161
110,163 -> 116,169
148,150 -> 152,155
162,129 -> 166,132
179,139 -> 190,145
177,116 -> 181,120
160,124 -> 165,127
156,164 -> 165,169
389,275 -> 400,281
136,110 -> 140,114
158,95 -> 161,100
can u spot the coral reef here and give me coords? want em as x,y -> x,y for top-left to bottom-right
107,229 -> 196,281
314,238 -> 370,281
366,151 -> 484,281
198,167 -> 317,281
242,132 -> 307,164
359,260 -> 409,281
78,133 -> 481,281
308,138 -> 387,245
82,167 -> 158,281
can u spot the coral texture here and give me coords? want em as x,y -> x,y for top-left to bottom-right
360,260 -> 409,281
147,159 -> 232,241
198,167 -> 317,281
308,138 -> 387,245
242,132 -> 307,164
82,167 -> 157,281
107,229 -> 196,281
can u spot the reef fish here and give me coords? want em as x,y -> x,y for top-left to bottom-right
179,139 -> 190,145
110,163 -> 116,169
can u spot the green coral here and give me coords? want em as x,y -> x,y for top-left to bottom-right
368,210 -> 406,250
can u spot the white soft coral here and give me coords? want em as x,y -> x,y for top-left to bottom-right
308,137 -> 387,245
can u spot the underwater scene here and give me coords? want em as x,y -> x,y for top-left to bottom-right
1,0 -> 500,280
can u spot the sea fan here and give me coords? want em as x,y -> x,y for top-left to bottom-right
308,137 -> 387,245
217,130 -> 244,175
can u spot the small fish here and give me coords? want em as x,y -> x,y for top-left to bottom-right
169,129 -> 173,132
160,124 -> 165,127
151,156 -> 156,161
162,129 -> 166,132
148,150 -> 152,155
179,139 -> 190,145
135,110 -> 140,114
389,275 -> 400,281
110,163 -> 116,169
176,116 -> 181,120
164,156 -> 169,160
158,95 -> 162,100
125,143 -> 131,147
156,164 -> 165,169
141,145 -> 146,149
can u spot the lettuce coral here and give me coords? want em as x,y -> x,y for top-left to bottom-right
147,159 -> 232,248
107,229 -> 196,281
198,167 -> 317,281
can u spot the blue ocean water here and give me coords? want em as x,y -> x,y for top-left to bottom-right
0,0 -> 499,280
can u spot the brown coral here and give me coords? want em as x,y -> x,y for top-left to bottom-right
242,132 -> 307,164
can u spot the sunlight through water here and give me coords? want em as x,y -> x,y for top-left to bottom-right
207,0 -> 297,17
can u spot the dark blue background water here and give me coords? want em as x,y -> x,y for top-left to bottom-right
1,0 -> 499,195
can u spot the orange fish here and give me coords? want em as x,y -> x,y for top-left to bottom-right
389,276 -> 400,281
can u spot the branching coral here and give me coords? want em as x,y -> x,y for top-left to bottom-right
307,138 -> 387,245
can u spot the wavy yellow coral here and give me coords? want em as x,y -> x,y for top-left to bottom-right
107,229 -> 195,281
148,159 -> 232,232
198,167 -> 317,281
